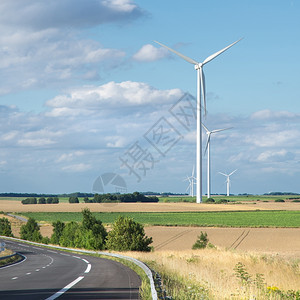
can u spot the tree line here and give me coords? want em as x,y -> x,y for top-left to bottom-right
0,209 -> 152,252
81,192 -> 159,203
22,197 -> 59,205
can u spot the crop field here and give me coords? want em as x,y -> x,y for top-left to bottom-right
159,194 -> 300,202
16,210 -> 300,227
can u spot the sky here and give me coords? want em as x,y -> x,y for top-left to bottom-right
1,0 -> 300,195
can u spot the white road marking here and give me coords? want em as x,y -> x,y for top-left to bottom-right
26,272 -> 31,275
36,269 -> 40,272
47,250 -> 57,253
82,259 -> 89,264
12,277 -> 18,280
72,256 -> 81,259
45,276 -> 84,300
84,264 -> 91,273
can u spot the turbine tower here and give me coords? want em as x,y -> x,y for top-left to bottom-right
184,166 -> 196,196
202,123 -> 232,198
154,39 -> 241,203
219,169 -> 237,196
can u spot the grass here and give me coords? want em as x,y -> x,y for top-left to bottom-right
125,249 -> 300,300
159,195 -> 300,203
16,210 -> 300,227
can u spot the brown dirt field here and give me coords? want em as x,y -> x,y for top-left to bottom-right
1,200 -> 300,212
145,226 -> 300,258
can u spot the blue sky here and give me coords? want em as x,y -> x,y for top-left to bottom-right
0,0 -> 300,195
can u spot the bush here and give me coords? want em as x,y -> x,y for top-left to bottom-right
275,199 -> 285,202
20,217 -> 43,242
21,197 -> 37,205
192,231 -> 209,249
0,217 -> 14,237
215,199 -> 228,204
106,216 -> 152,251
69,196 -> 79,203
52,197 -> 59,204
204,198 -> 215,203
38,197 -> 46,204
46,197 -> 53,204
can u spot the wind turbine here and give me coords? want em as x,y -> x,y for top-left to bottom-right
219,169 -> 237,196
154,39 -> 241,203
202,123 -> 232,198
184,166 -> 196,196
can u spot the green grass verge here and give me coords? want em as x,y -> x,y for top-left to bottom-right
17,210 -> 300,227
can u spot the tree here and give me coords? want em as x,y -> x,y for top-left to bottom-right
38,197 -> 46,204
192,231 -> 209,249
106,216 -> 152,251
52,197 -> 59,204
21,197 -> 37,204
47,197 -> 53,204
81,208 -> 107,249
51,220 -> 65,244
0,217 -> 13,237
69,196 -> 79,203
20,217 -> 43,242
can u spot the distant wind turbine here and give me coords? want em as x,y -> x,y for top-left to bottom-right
154,39 -> 241,203
202,123 -> 232,198
184,166 -> 196,196
219,169 -> 237,196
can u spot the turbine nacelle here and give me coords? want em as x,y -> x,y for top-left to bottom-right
194,63 -> 203,70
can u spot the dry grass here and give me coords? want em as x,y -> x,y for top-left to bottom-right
123,248 -> 300,299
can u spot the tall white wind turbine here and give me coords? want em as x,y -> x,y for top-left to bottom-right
219,169 -> 237,196
202,124 -> 232,198
154,39 -> 241,203
184,166 -> 196,196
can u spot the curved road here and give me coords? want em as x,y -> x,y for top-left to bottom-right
0,240 -> 141,299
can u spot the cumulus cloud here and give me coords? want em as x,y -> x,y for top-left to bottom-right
251,109 -> 300,120
133,44 -> 170,62
256,150 -> 295,163
46,81 -> 182,115
0,0 -> 143,94
0,0 -> 143,30
61,163 -> 92,172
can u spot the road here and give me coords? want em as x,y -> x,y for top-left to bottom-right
0,240 -> 141,299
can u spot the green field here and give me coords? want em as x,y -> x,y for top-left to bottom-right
158,195 -> 300,203
17,210 -> 300,227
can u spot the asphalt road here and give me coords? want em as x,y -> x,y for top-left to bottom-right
0,240 -> 141,300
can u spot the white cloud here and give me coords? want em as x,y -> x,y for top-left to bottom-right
46,81 -> 182,112
251,109 -> 300,120
0,0 -> 142,30
256,150 -> 294,162
0,1 -> 142,94
133,44 -> 170,62
62,163 -> 92,172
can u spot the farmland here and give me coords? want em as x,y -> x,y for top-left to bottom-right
1,196 -> 300,299
16,210 -> 300,227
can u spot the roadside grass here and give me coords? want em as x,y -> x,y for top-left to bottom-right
0,249 -> 23,267
125,249 -> 300,300
16,210 -> 300,227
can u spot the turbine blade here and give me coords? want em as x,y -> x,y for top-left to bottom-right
192,165 -> 195,177
202,38 -> 242,65
201,123 -> 209,133
204,134 -> 210,155
219,172 -> 228,177
229,169 -> 237,176
154,41 -> 198,65
200,67 -> 207,116
211,127 -> 233,134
